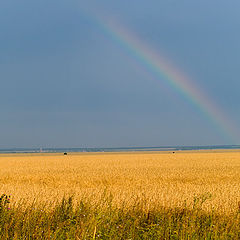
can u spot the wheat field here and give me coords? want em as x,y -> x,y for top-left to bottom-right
1,150 -> 240,214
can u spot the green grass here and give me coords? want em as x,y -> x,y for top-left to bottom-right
0,193 -> 240,239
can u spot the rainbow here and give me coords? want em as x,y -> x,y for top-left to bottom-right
81,8 -> 238,143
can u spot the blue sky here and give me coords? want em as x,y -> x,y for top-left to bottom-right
1,0 -> 240,148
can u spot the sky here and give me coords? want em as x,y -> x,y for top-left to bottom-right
1,0 -> 240,148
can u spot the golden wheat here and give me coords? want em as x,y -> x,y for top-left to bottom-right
0,151 -> 240,213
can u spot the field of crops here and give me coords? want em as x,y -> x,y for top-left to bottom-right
1,151 -> 240,239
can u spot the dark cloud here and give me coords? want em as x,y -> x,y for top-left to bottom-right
0,0 -> 239,147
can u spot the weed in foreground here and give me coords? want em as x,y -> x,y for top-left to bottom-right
0,193 -> 240,239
